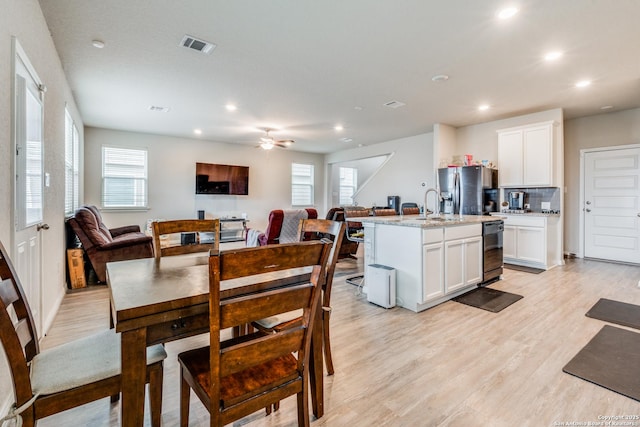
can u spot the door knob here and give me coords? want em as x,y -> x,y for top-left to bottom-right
37,223 -> 50,231
586,201 -> 591,205
585,209 -> 591,213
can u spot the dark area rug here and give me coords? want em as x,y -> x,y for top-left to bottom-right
563,325 -> 640,402
452,286 -> 523,313
586,298 -> 640,330
504,263 -> 545,274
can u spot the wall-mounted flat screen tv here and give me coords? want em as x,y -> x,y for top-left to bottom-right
195,162 -> 249,195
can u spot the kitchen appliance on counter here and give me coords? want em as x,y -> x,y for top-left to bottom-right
481,219 -> 503,285
438,166 -> 499,215
508,191 -> 525,210
387,195 -> 400,214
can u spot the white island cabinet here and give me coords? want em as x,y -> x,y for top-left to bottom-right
363,220 -> 483,312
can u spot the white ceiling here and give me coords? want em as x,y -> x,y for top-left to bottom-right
39,0 -> 640,154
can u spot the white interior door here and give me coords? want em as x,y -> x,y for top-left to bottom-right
13,39 -> 46,336
584,147 -> 640,264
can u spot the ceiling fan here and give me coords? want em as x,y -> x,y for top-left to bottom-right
258,128 -> 294,150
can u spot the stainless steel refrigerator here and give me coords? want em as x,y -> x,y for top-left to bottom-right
437,166 -> 498,215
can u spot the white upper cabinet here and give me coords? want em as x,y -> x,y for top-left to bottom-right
497,121 -> 554,187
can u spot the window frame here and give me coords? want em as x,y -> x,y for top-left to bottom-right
101,145 -> 149,211
64,108 -> 80,216
291,162 -> 314,207
339,166 -> 358,206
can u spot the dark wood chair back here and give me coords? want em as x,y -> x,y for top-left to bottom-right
372,207 -> 397,216
402,206 -> 421,215
178,241 -> 330,426
297,219 -> 345,374
0,240 -> 165,426
152,219 -> 220,259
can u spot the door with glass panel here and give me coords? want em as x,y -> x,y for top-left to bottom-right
13,39 -> 46,336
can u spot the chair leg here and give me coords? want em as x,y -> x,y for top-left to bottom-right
180,368 -> 191,427
297,378 -> 310,427
149,363 -> 164,427
110,393 -> 120,403
322,308 -> 334,375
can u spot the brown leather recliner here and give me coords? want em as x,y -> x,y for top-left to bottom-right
67,206 -> 153,283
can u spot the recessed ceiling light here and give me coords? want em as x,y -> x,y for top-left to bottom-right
497,7 -> 518,20
575,80 -> 591,88
194,129 -> 202,135
354,106 -> 363,111
340,137 -> 353,143
601,105 -> 613,110
92,40 -> 105,49
544,51 -> 563,61
431,74 -> 449,82
225,104 -> 237,112
478,104 -> 490,111
334,125 -> 344,131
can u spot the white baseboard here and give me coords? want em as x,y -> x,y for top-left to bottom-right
41,286 -> 65,338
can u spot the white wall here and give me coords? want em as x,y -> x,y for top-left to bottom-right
0,0 -> 84,413
326,133 -> 435,210
84,127 -> 325,233
563,108 -> 640,255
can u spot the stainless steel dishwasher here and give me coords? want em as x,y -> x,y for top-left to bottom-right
481,220 -> 504,285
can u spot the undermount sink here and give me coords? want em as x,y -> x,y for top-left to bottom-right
416,216 -> 462,222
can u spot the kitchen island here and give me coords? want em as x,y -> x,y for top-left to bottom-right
351,214 -> 500,312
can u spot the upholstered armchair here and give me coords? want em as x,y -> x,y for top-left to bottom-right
257,208 -> 318,246
67,206 -> 153,282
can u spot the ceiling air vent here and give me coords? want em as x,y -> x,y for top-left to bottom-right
383,100 -> 406,109
149,105 -> 170,113
180,35 -> 216,54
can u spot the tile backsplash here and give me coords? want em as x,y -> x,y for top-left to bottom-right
502,187 -> 561,212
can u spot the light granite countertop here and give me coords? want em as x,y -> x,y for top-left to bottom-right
489,212 -> 561,218
350,214 -> 502,228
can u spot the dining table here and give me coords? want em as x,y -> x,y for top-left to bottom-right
107,253 -> 324,427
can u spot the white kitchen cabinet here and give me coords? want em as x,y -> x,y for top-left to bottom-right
422,242 -> 445,301
444,226 -> 482,293
501,215 -> 561,270
503,225 -> 516,259
497,121 -> 554,187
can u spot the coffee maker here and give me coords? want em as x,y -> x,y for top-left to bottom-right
508,191 -> 525,210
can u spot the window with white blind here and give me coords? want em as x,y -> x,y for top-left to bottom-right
101,146 -> 148,209
339,167 -> 358,206
291,163 -> 314,207
64,108 -> 80,215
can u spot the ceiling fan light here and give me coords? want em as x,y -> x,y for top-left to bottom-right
261,141 -> 274,150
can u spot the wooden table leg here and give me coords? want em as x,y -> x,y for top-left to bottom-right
309,301 -> 324,418
121,328 -> 148,427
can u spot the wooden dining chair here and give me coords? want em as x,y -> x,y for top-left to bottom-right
152,218 -> 220,259
253,219 -> 345,376
0,240 -> 167,427
372,207 -> 397,216
177,241 -> 330,427
402,206 -> 421,215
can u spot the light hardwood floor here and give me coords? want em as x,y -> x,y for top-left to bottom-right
37,254 -> 640,427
